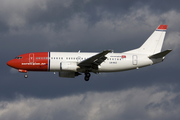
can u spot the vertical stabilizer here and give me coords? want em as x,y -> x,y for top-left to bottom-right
125,25 -> 168,55
139,25 -> 167,54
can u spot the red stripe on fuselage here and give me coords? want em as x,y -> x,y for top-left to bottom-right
10,52 -> 49,71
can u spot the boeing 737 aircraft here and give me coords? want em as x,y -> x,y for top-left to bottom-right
7,25 -> 172,81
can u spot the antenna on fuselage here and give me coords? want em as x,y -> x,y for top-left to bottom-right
78,50 -> 81,53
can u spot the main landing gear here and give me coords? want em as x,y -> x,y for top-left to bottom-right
84,71 -> 91,81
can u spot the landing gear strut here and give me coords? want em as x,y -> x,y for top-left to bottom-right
84,71 -> 91,81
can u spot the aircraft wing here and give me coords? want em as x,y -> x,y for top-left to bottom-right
78,50 -> 112,67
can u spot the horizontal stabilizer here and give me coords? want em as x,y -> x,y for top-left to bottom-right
149,49 -> 172,59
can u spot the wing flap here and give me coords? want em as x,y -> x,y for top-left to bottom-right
149,49 -> 172,59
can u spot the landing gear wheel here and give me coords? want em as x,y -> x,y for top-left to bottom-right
84,76 -> 89,81
24,74 -> 28,78
84,72 -> 91,81
86,73 -> 91,77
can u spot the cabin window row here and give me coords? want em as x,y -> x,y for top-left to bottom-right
66,57 -> 87,60
36,57 -> 49,59
35,57 -> 122,61
107,58 -> 122,60
36,57 -> 64,60
35,57 -> 87,60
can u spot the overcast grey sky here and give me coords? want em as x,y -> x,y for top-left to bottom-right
1,0 -> 180,120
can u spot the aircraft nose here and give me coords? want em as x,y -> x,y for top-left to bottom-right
7,60 -> 14,67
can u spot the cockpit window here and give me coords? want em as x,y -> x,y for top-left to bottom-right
15,56 -> 23,59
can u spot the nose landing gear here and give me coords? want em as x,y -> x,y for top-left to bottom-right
18,69 -> 28,78
24,74 -> 28,78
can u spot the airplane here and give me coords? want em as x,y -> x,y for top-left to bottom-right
7,25 -> 172,81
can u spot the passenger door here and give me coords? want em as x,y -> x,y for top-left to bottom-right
29,53 -> 34,63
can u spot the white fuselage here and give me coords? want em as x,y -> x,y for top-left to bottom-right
49,52 -> 162,72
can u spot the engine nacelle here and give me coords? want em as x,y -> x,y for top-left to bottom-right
59,71 -> 76,78
60,62 -> 78,72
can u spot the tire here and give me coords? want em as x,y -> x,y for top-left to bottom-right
86,73 -> 90,77
84,76 -> 89,81
24,74 -> 28,78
